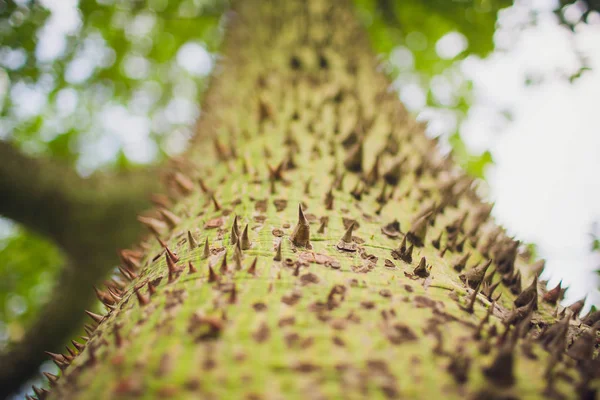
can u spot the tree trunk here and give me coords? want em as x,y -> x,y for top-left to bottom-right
45,0 -> 597,399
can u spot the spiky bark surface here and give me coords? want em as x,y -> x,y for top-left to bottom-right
45,1 -> 598,399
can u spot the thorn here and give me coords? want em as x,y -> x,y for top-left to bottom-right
208,263 -> 219,283
230,216 -> 239,245
118,266 -> 134,281
567,321 -> 600,361
234,242 -> 243,270
32,386 -> 49,399
203,238 -> 210,259
137,215 -> 167,235
474,301 -> 495,339
158,208 -> 181,229
568,297 -> 586,318
219,251 -> 229,274
482,281 -> 500,300
324,188 -> 334,210
241,224 -> 251,250
543,281 -> 562,305
376,183 -> 387,204
343,141 -> 363,172
165,253 -> 178,276
460,259 -> 492,289
173,171 -> 194,195
364,154 -> 380,186
582,310 -> 600,326
45,351 -> 66,364
247,257 -> 258,275
198,178 -> 210,193
147,281 -> 156,295
453,252 -> 471,272
514,275 -> 538,310
413,257 -> 430,278
134,287 -> 149,306
462,283 -> 481,314
85,310 -> 104,324
84,324 -> 95,336
505,297 -> 536,326
383,159 -> 402,186
43,372 -> 59,387
340,222 -> 355,243
401,244 -> 414,264
188,261 -> 197,274
211,194 -> 221,211
188,230 -> 198,249
290,204 -> 310,247
274,240 -> 282,261
406,212 -> 431,247
432,231 -> 442,249
229,284 -> 238,304
71,340 -> 85,352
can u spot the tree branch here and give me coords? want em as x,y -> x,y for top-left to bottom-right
0,140 -> 164,396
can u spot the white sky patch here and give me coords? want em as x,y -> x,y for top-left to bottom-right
176,42 -> 213,76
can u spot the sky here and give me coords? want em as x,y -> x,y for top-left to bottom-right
2,0 -> 600,311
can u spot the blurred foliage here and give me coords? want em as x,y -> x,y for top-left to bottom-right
0,222 -> 64,348
0,0 -> 597,362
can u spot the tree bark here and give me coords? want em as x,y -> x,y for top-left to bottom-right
44,0 -> 597,399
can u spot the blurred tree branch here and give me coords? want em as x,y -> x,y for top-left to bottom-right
0,140 -> 163,396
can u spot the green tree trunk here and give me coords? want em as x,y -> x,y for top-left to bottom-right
44,0 -> 597,399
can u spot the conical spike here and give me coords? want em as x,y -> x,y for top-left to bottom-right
340,222 -> 355,243
343,141 -> 363,172
401,244 -> 414,264
406,212 -> 431,247
71,340 -> 85,352
219,251 -> 229,274
482,342 -> 515,387
239,224 -> 251,250
290,204 -> 310,247
188,261 -> 197,274
514,275 -> 538,310
203,238 -> 210,259
208,263 -> 219,283
211,194 -> 221,211
460,259 -> 492,289
567,321 -> 600,361
247,257 -> 258,275
543,281 -> 562,304
43,372 -> 59,387
453,252 -> 471,272
188,230 -> 198,249
85,310 -> 104,324
159,208 -> 181,229
134,288 -> 149,306
568,297 -> 586,318
383,159 -> 402,186
324,188 -> 334,210
413,257 -> 430,278
234,242 -> 243,270
230,217 -> 239,245
274,240 -> 282,261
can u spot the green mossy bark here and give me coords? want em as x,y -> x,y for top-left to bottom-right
46,1 -> 597,399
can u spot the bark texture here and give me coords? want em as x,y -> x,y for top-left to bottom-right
43,0 -> 598,399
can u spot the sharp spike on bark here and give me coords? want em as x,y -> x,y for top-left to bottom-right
462,284 -> 481,314
383,159 -> 402,186
364,154 -> 380,186
514,274 -> 538,310
71,339 -> 85,352
325,188 -> 334,210
343,141 -> 363,172
230,219 -> 239,245
173,171 -> 194,195
85,310 -> 104,324
401,244 -> 414,264
543,281 -> 562,304
460,259 -> 492,289
211,194 -> 221,211
198,178 -> 210,193
568,297 -> 586,318
274,240 -> 282,261
208,263 -> 219,283
32,385 -> 49,398
188,261 -> 197,274
234,242 -> 243,270
219,251 -> 229,274
134,287 -> 150,306
229,284 -> 238,304
474,301 -> 495,339
248,257 -> 258,275
582,310 -> 600,326
165,253 -> 177,275
406,212 -> 431,247
340,222 -> 355,243
147,281 -> 156,295
188,230 -> 198,249
118,266 -> 135,281
107,287 -> 122,302
376,183 -> 387,204
482,281 -> 500,300
413,257 -> 430,278
45,351 -> 66,363
159,208 -> 181,229
505,297 -> 536,326
203,238 -> 210,259
453,252 -> 471,272
137,215 -> 167,235
317,219 -> 327,234
43,372 -> 59,387
66,345 -> 76,358
269,175 -> 277,194
163,245 -> 179,263
539,315 -> 570,349
290,204 -> 310,247
432,231 -> 442,249
482,342 -> 515,387
241,224 -> 251,250
398,235 -> 407,254
84,324 -> 95,336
